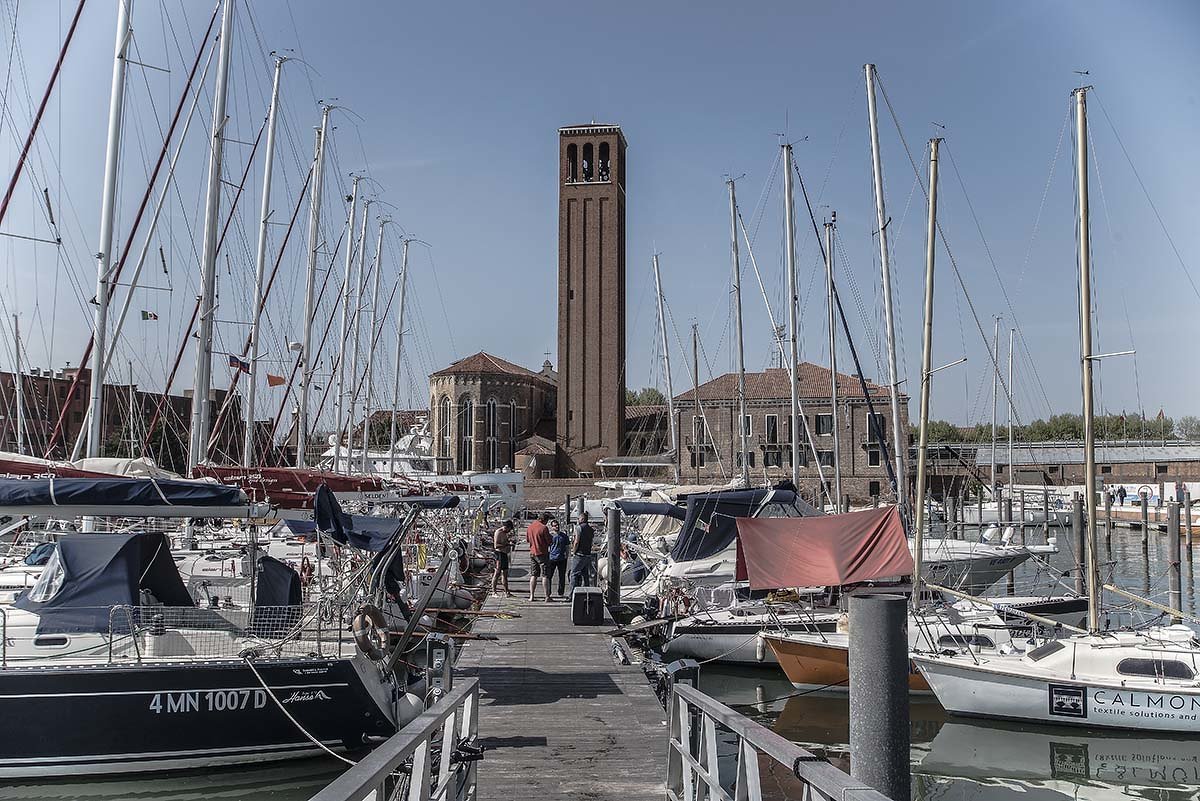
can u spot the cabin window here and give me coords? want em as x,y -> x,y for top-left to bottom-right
598,142 -> 611,181
765,414 -> 778,444
566,143 -> 578,182
27,548 -> 64,602
937,634 -> 995,649
816,413 -> 834,436
1026,640 -> 1065,662
33,635 -> 69,648
1116,658 -> 1195,680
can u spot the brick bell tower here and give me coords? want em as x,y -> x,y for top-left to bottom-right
556,124 -> 627,477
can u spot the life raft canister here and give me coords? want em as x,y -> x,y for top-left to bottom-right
352,604 -> 388,661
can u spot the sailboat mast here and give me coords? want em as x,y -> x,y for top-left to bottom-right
692,322 -> 700,484
825,217 -> 841,507
360,217 -> 384,473
331,175 -> 361,473
913,137 -> 941,607
296,106 -> 331,469
728,179 -> 749,486
243,54 -> 286,467
990,316 -> 999,501
187,0 -> 235,473
864,64 -> 908,519
346,198 -> 372,464
388,236 -> 408,478
86,0 -> 134,459
1074,85 -> 1101,632
652,254 -> 679,483
127,360 -> 135,458
1007,327 -> 1015,498
12,315 -> 23,455
782,142 -> 801,489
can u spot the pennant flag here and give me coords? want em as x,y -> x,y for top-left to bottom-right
266,373 -> 286,387
140,310 -> 158,321
228,354 -> 250,374
1158,409 -> 1166,421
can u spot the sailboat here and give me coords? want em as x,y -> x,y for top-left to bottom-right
912,86 -> 1200,733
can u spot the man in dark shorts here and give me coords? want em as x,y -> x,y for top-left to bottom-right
490,520 -> 514,596
526,513 -> 552,601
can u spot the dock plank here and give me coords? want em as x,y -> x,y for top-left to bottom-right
456,547 -> 665,800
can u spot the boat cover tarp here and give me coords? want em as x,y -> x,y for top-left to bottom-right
0,477 -> 244,508
251,555 -> 302,636
614,500 -> 685,520
734,505 -> 912,589
313,484 -> 404,551
14,531 -> 194,633
669,485 -> 814,562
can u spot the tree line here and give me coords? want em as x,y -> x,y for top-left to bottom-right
926,412 -> 1200,443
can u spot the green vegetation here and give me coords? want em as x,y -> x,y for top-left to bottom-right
625,387 -> 666,406
926,412 -> 1195,443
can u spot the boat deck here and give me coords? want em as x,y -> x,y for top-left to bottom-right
455,546 -> 664,800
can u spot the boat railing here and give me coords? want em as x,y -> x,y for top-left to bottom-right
668,682 -> 894,801
309,677 -> 480,801
0,605 -> 6,667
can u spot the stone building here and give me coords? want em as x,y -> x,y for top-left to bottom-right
671,364 -> 910,502
429,352 -> 557,474
556,123 -> 626,477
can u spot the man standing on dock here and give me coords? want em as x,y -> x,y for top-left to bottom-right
526,513 -> 552,602
569,511 -> 597,595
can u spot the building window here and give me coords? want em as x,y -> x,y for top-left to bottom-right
598,142 -> 611,181
1100,465 -> 1112,474
765,414 -> 778,444
566,143 -> 578,182
508,400 -> 518,467
438,396 -> 452,459
736,452 -> 757,469
1156,464 -> 1169,475
817,450 -> 835,467
485,398 -> 499,471
765,451 -> 781,468
458,397 -> 474,470
869,480 -> 881,497
1049,465 -> 1060,473
692,415 -> 709,446
868,413 -> 887,444
867,447 -> 881,467
690,451 -> 706,468
816,413 -> 833,436
741,414 -> 752,437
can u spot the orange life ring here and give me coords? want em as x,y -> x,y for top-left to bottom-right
352,604 -> 388,661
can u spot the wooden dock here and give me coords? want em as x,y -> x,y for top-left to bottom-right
455,546 -> 665,800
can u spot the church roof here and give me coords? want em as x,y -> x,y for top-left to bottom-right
431,352 -> 549,384
675,364 -> 894,404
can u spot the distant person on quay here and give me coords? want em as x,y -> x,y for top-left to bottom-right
526,513 -> 553,602
490,520 -> 514,596
1117,485 -> 1127,506
547,518 -> 570,600
569,511 -> 597,595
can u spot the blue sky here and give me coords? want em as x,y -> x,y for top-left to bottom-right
1,0 -> 1197,434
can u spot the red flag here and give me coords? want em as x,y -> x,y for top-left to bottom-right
266,373 -> 286,387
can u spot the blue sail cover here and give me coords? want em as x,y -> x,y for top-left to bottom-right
669,487 -> 817,562
14,531 -> 194,633
312,484 -> 405,552
0,477 -> 245,508
614,500 -> 686,519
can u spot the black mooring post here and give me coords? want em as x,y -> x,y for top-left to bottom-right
605,505 -> 621,609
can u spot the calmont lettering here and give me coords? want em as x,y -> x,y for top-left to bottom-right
1095,691 -> 1200,711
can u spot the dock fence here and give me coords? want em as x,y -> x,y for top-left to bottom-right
309,677 -> 479,801
668,683 -> 895,801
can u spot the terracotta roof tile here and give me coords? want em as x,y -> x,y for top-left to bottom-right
431,352 -> 550,384
674,364 -> 894,404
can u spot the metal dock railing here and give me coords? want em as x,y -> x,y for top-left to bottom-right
309,678 -> 479,801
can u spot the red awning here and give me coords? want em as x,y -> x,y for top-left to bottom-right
735,506 -> 912,589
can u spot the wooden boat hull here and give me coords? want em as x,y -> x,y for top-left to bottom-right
764,634 -> 930,693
